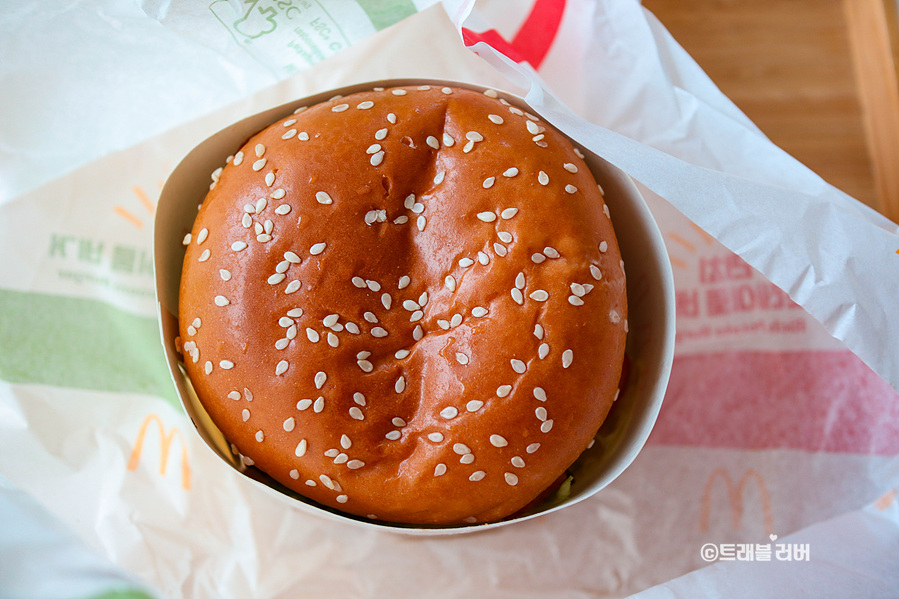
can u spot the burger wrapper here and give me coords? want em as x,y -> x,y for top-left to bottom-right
0,0 -> 897,597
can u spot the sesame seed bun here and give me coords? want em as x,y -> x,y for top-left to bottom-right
178,84 -> 627,526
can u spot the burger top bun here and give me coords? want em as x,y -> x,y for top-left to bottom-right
178,84 -> 627,526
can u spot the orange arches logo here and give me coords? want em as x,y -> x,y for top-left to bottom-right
700,468 -> 774,535
127,413 -> 191,490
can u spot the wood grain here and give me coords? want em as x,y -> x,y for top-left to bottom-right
643,0 -> 899,222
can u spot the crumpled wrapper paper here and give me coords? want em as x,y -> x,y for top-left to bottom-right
0,0 -> 897,597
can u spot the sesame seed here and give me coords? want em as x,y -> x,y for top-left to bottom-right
331,103 -> 349,112
347,460 -> 364,470
357,101 -> 374,109
574,148 -> 585,159
455,352 -> 469,365
609,310 -> 621,324
478,252 -> 490,265
310,242 -> 326,255
241,214 -> 252,228
284,251 -> 301,263
242,409 -> 250,422
428,432 -> 444,442
282,129 -> 297,140
437,320 -> 450,330
371,327 -> 388,338
297,398 -> 312,410
256,233 -> 272,243
253,143 -> 265,158
320,474 -> 335,489
525,120 -> 539,135
538,171 -> 549,185
214,295 -> 229,306
385,430 -> 401,440
357,351 -> 370,360
275,339 -> 289,350
543,247 -> 560,258
285,280 -> 301,294
410,310 -> 424,322
434,463 -> 447,476
562,162 -> 578,173
497,385 -> 512,397
599,241 -> 609,253
204,361 -> 212,375
370,151 -> 385,166
314,371 -> 327,389
313,397 -> 324,413
511,288 -> 524,304
562,349 -> 574,368
534,387 -> 547,402
476,212 -> 497,222
453,443 -> 471,455
535,406 -> 548,421
231,241 -> 247,252
441,87 -> 453,94
565,184 -> 578,194
286,326 -> 297,340
375,128 -> 388,140
275,261 -> 290,274
489,114 -> 504,124
483,177 -> 495,189
444,275 -> 456,292
395,376 -> 405,393
462,140 -> 474,153
295,439 -> 307,457
603,204 -> 611,218
460,454 -> 475,465
395,349 -> 410,359
413,325 -> 423,341
391,417 -> 406,427
268,273 -> 286,285
531,253 -> 546,264
526,443 -> 540,454
511,359 -> 527,374
571,283 -> 586,296
287,308 -> 303,317
182,233 -> 192,245
279,316 -> 293,327
490,434 -> 508,447
466,400 -> 484,412
442,133 -> 454,147
340,434 -> 351,449
351,277 -> 366,289
504,473 -> 519,486
284,417 -> 295,432
275,360 -> 288,375
500,208 -> 519,221
538,343 -> 549,359
244,388 -> 253,401
252,159 -> 266,171
381,293 -> 392,310
220,360 -> 235,370
494,243 -> 508,257
323,314 -> 339,328
411,202 -> 425,214
315,191 -> 332,205
349,407 -> 364,420
387,113 -> 397,123
515,272 -> 526,289
568,296 -> 585,306
450,313 -> 462,327
509,106 -> 523,116
345,322 -> 360,334
417,216 -> 426,231
363,312 -> 378,323
466,131 -> 484,142
484,89 -> 498,98
469,471 -> 486,482
418,292 -> 428,306
418,85 -> 431,90
233,152 -> 243,166
198,249 -> 211,262
440,406 -> 459,419
426,136 -> 439,149
306,328 -> 320,342
227,391 -> 241,400
511,457 -> 525,468
195,228 -> 209,245
357,359 -> 373,372
541,420 -> 554,433
471,306 -> 488,318
529,290 -> 549,301
391,89 -> 407,96
290,469 -> 299,479
298,132 -> 309,141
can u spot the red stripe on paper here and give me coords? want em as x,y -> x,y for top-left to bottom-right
646,350 -> 899,455
461,0 -> 566,70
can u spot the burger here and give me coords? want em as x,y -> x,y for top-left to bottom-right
177,84 -> 627,526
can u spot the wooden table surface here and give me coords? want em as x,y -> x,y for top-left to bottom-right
642,0 -> 899,223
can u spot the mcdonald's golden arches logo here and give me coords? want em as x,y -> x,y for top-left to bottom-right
700,468 -> 774,535
127,413 -> 191,490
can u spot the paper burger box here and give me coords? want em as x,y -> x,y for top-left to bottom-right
154,79 -> 675,534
